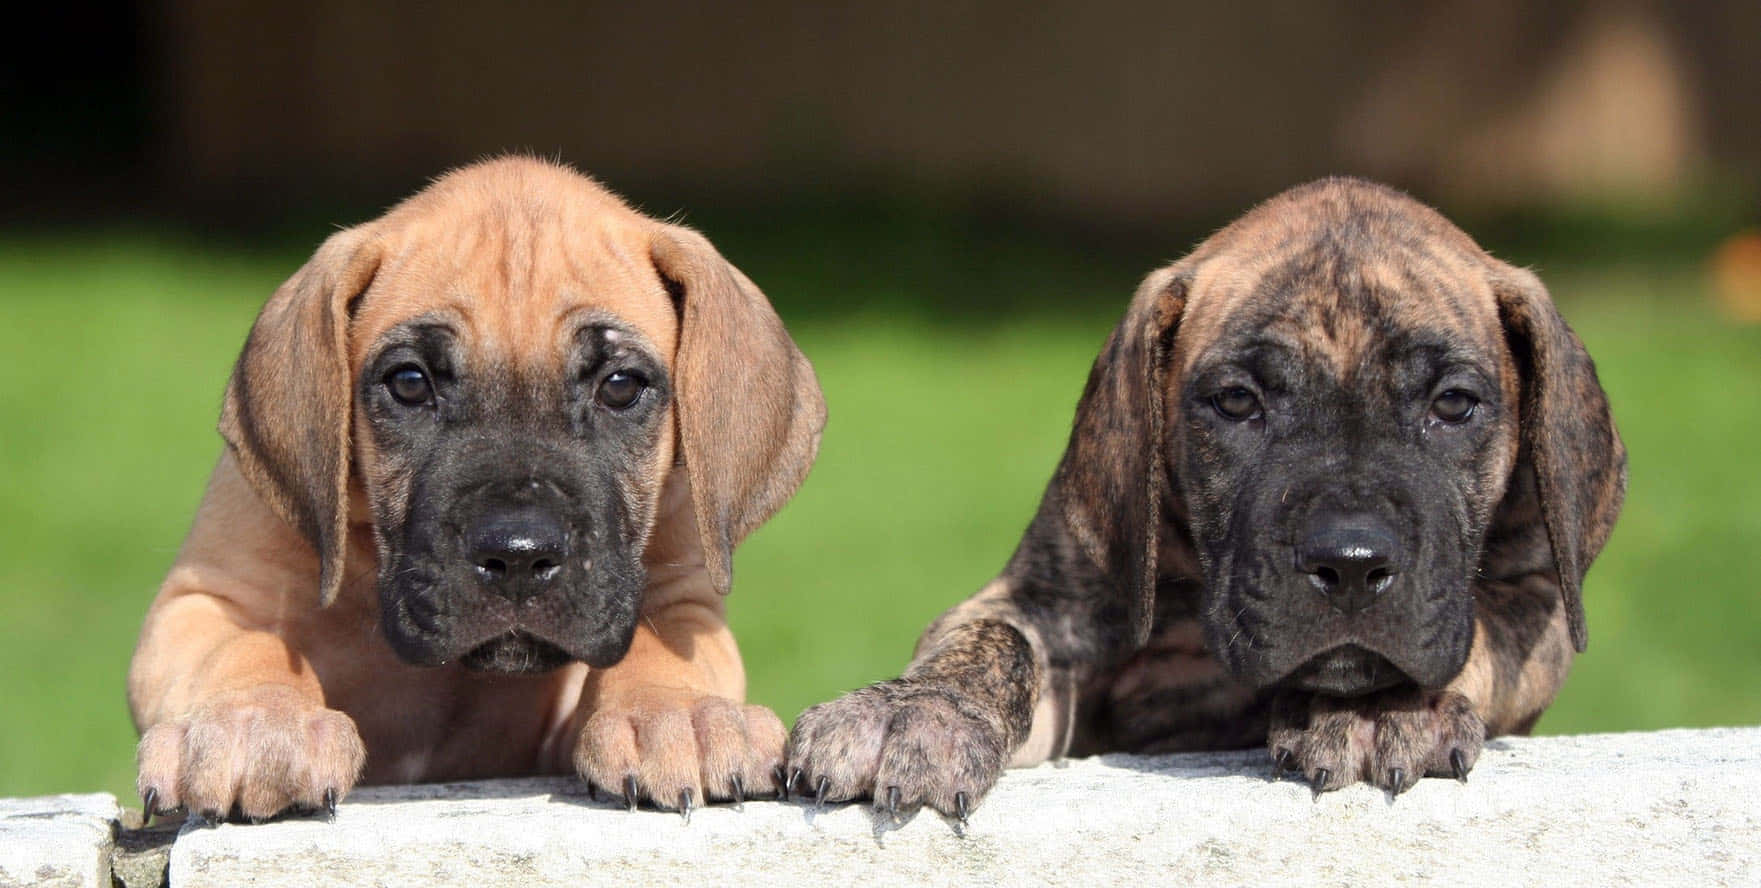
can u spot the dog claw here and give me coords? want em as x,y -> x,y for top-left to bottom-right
882,785 -> 901,823
679,789 -> 694,824
954,791 -> 970,825
1450,748 -> 1469,783
785,767 -> 802,801
1389,768 -> 1407,794
1272,748 -> 1294,778
141,788 -> 159,820
730,775 -> 746,810
1312,769 -> 1331,798
624,775 -> 640,812
323,788 -> 337,820
813,776 -> 830,811
773,765 -> 788,799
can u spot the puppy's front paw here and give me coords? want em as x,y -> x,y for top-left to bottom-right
135,684 -> 365,822
1268,688 -> 1485,794
573,692 -> 785,813
787,679 -> 1007,822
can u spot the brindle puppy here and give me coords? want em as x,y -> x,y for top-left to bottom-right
787,178 -> 1625,820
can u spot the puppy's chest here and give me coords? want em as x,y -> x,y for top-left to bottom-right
343,673 -> 573,784
302,624 -> 578,783
1081,613 -> 1270,756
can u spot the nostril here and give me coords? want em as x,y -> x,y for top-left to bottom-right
1366,566 -> 1395,594
478,558 -> 507,580
1314,566 -> 1340,588
531,559 -> 560,581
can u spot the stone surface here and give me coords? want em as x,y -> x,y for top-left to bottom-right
110,819 -> 178,888
0,793 -> 119,888
165,727 -> 1761,887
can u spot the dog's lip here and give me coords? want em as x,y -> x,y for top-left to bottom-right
459,630 -> 574,674
435,620 -> 554,661
1278,644 -> 1409,697
403,595 -> 445,634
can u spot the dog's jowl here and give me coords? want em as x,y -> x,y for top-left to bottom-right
788,177 -> 1624,819
129,157 -> 825,821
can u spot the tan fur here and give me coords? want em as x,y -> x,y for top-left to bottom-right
129,157 -> 823,819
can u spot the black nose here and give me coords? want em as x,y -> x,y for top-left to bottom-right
1297,514 -> 1400,614
467,508 -> 568,601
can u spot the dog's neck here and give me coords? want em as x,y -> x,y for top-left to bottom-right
639,469 -> 717,612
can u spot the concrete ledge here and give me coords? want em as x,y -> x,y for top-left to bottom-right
0,793 -> 119,888
171,727 -> 1761,887
6,728 -> 1758,886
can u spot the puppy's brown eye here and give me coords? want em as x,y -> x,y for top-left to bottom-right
597,371 -> 645,409
386,365 -> 432,406
1211,388 -> 1261,421
1432,390 -> 1478,423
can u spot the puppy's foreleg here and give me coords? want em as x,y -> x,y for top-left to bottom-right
129,461 -> 365,821
569,595 -> 785,814
786,576 -> 1088,822
1448,575 -> 1576,735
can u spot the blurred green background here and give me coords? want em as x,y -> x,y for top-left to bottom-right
3,0 -> 1759,805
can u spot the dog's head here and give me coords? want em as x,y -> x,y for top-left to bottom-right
219,157 -> 824,673
1058,178 -> 1624,695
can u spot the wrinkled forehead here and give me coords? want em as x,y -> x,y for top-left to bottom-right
348,197 -> 678,371
1177,235 -> 1506,378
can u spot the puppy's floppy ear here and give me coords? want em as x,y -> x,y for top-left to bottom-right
650,225 -> 826,596
1489,261 -> 1626,652
1051,265 -> 1187,647
219,225 -> 382,606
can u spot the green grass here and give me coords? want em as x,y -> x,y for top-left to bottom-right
2,223 -> 1757,805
